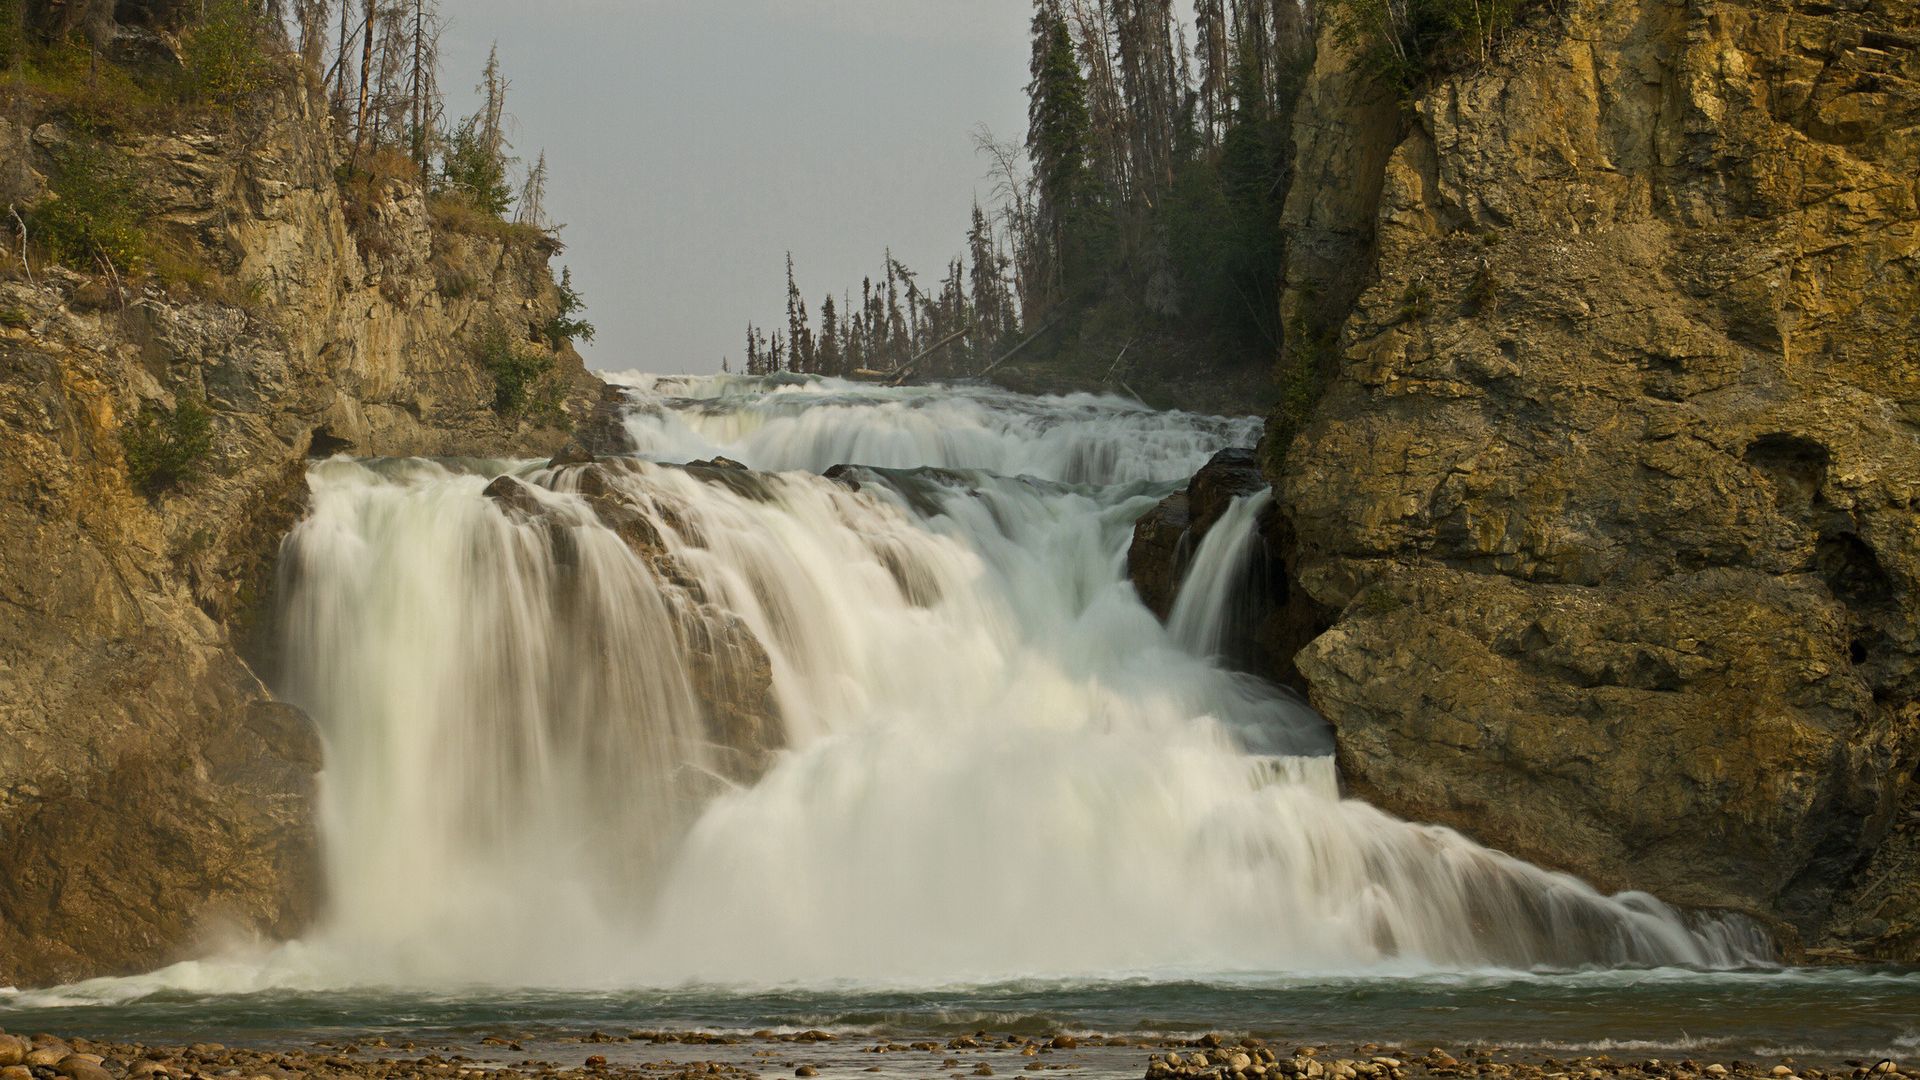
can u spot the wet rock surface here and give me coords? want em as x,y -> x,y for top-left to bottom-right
1129,449 -> 1331,688
485,461 -> 785,783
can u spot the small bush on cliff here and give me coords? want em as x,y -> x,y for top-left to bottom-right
441,117 -> 513,219
175,0 -> 272,107
425,192 -> 546,246
478,323 -> 565,424
0,0 -> 23,73
541,267 -> 595,349
122,395 -> 215,496
1321,0 -> 1526,97
34,135 -> 149,271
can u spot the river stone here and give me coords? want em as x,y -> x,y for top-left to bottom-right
0,1039 -> 22,1068
52,1056 -> 112,1080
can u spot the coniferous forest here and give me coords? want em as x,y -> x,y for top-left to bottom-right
737,0 -> 1312,403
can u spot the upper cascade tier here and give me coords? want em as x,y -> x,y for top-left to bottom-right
600,373 -> 1263,485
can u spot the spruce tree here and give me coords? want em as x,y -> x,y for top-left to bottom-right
818,294 -> 842,377
1026,1 -> 1098,311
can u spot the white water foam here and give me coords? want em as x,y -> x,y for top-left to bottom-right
18,374 -> 1772,1000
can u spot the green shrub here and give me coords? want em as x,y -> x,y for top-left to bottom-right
34,135 -> 149,271
541,266 -> 595,348
1321,0 -> 1526,98
122,396 -> 215,496
1462,260 -> 1500,316
0,42 -> 174,128
1266,301 -> 1340,472
1355,586 -> 1406,616
0,0 -> 23,73
1395,281 -> 1433,323
175,0 -> 272,107
0,307 -> 27,329
477,323 -> 565,423
441,117 -> 513,218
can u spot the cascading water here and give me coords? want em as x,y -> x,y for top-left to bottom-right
1167,489 -> 1275,661
247,373 -> 1774,989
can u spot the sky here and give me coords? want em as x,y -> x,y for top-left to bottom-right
438,1 -> 1035,374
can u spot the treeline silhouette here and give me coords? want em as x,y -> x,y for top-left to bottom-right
739,0 -> 1313,382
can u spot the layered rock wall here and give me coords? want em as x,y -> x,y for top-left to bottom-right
0,68 -> 595,985
1266,0 -> 1920,955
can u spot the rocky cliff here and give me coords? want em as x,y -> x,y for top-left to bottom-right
1250,0 -> 1919,958
0,56 -> 597,985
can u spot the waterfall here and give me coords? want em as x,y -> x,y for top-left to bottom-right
262,374 -> 1767,989
1168,489 -> 1275,660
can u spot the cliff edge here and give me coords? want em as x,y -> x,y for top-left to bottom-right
0,27 -> 597,985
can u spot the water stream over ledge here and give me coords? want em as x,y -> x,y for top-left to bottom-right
5,375 -> 1910,1056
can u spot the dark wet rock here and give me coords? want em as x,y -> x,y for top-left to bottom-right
1128,449 -> 1332,688
548,443 -> 596,468
1128,490 -> 1190,622
1128,448 -> 1271,620
574,380 -> 639,457
823,464 -> 863,492
681,461 -> 776,502
484,475 -> 545,518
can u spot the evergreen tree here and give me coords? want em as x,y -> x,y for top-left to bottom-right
784,253 -> 815,374
516,150 -> 548,228
441,46 -> 514,215
967,199 -> 1014,355
1026,1 -> 1099,312
818,293 -> 842,377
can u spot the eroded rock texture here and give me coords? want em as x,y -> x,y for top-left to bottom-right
1276,0 -> 1920,955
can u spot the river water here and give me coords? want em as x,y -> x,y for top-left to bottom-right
3,375 -> 1912,1060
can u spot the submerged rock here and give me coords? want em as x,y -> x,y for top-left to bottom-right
486,461 -> 785,784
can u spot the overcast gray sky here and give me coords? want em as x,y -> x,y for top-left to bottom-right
438,1 -> 1034,374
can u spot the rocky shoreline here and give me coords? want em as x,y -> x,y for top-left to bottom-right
0,1030 -> 1905,1080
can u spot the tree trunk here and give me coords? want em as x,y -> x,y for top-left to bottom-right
354,0 -> 374,164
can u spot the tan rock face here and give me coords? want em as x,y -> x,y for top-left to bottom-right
0,74 -> 597,985
1278,0 -> 1920,955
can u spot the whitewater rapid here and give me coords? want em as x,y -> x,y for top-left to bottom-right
25,374 -> 1773,1001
